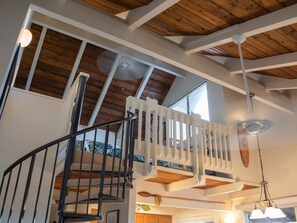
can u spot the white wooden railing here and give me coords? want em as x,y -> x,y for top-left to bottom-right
126,96 -> 232,177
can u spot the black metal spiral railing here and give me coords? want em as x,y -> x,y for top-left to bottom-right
0,113 -> 136,223
0,72 -> 136,222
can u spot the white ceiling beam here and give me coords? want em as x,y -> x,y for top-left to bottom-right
62,41 -> 86,99
30,0 -> 294,114
127,0 -> 180,30
25,26 -> 47,90
166,176 -> 203,192
31,12 -> 186,79
183,3 -> 297,54
204,182 -> 244,197
135,66 -> 154,98
227,52 -> 297,75
88,54 -> 121,127
265,79 -> 297,91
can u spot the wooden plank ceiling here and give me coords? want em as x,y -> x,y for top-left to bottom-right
14,23 -> 176,128
81,0 -> 297,79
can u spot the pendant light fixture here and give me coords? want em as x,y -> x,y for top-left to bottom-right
232,34 -> 286,220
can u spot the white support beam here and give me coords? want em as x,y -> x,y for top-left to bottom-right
127,0 -> 180,30
236,195 -> 297,211
25,26 -> 47,90
228,52 -> 297,75
30,0 -> 294,114
204,182 -> 244,197
183,3 -> 297,53
135,66 -> 154,98
265,79 -> 297,91
62,41 -> 86,99
88,54 -> 121,127
166,176 -> 203,192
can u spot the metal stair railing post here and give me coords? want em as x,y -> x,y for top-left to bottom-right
128,112 -> 136,183
58,75 -> 88,223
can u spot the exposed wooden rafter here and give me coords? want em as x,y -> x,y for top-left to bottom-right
227,52 -> 297,75
182,3 -> 297,54
88,54 -> 121,127
30,0 -> 294,114
127,0 -> 180,30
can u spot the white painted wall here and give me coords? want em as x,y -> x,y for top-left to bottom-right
224,88 -> 297,209
0,0 -> 30,95
223,88 -> 261,183
0,87 -> 74,177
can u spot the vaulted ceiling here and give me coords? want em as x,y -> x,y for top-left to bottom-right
14,23 -> 175,127
13,0 -> 297,126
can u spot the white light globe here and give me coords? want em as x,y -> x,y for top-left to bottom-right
264,206 -> 277,218
269,208 -> 286,219
18,29 -> 32,47
250,209 -> 265,219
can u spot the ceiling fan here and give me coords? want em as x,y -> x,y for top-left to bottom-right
232,34 -> 286,220
96,50 -> 148,81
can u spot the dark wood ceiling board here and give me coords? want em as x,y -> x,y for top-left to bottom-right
29,28 -> 82,98
253,0 -> 291,11
245,34 -> 290,57
141,69 -> 175,104
142,0 -> 297,37
81,0 -> 153,14
210,0 -> 269,21
15,24 -> 43,89
95,78 -> 141,126
260,66 -> 297,79
75,43 -> 116,126
265,29 -> 297,51
143,1 -> 221,36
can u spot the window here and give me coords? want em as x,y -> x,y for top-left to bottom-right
170,83 -> 209,121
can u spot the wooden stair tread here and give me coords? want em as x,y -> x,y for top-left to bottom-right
62,212 -> 102,222
65,193 -> 126,205
67,178 -> 133,189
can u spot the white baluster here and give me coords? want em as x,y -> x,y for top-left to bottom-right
179,114 -> 184,162
185,115 -> 190,163
173,111 -> 177,161
223,127 -> 228,170
165,109 -> 171,159
218,125 -> 224,169
212,123 -> 219,168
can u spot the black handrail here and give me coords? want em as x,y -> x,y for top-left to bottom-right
2,115 -> 135,176
0,114 -> 136,223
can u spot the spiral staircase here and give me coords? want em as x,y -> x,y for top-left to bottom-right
0,75 -> 137,222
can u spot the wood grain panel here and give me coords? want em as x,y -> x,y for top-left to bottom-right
141,69 -> 175,105
259,65 -> 297,79
143,0 -> 297,36
14,24 -> 43,89
136,213 -> 172,223
29,28 -> 82,98
146,170 -> 192,184
75,45 -> 114,126
95,78 -> 141,131
81,0 -> 152,14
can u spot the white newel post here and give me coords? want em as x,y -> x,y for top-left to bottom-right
190,113 -> 202,179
